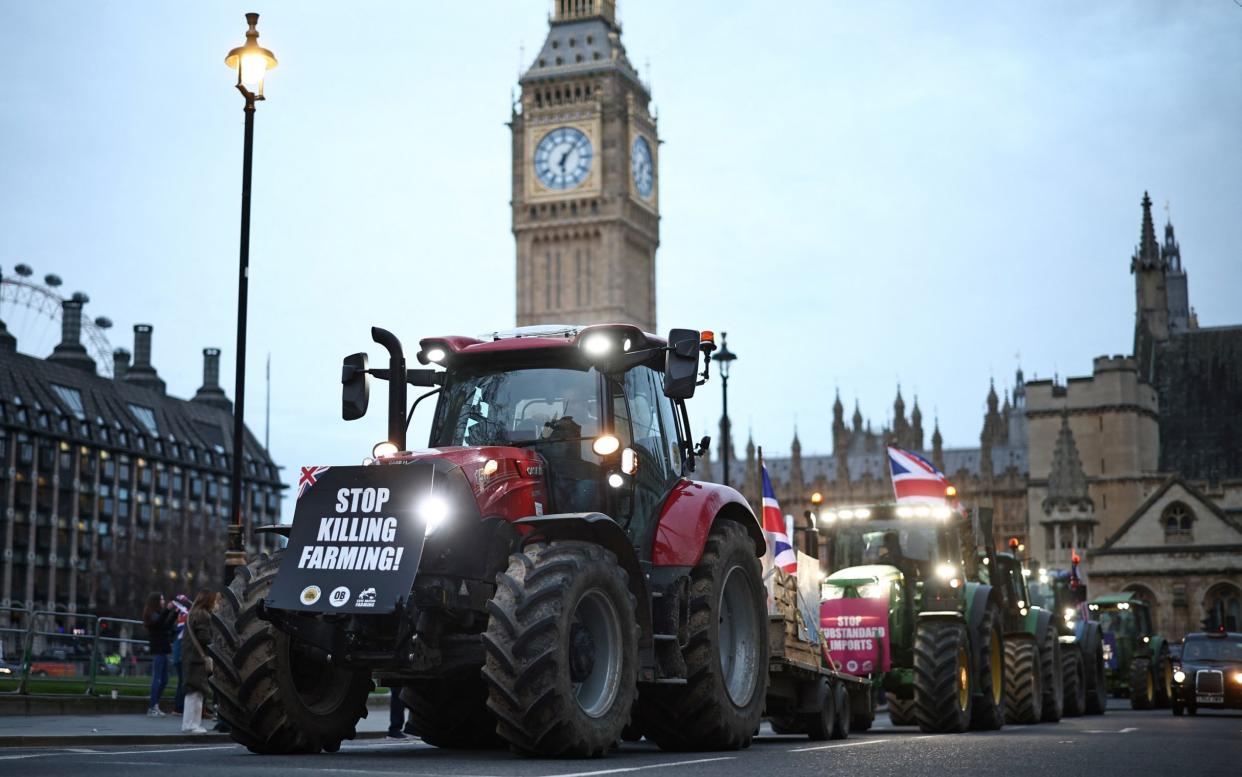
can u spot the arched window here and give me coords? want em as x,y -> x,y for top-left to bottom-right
1204,583 -> 1241,631
1162,502 -> 1193,542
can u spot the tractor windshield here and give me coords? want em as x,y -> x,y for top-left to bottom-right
1098,608 -> 1138,639
431,367 -> 602,448
830,519 -> 944,583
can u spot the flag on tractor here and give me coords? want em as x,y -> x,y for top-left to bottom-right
761,463 -> 797,574
886,446 -> 954,504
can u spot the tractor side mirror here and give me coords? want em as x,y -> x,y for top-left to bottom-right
663,328 -> 700,400
341,352 -> 370,421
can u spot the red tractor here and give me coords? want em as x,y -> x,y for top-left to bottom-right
210,324 -> 770,757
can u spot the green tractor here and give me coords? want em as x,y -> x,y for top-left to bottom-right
988,546 -> 1064,724
1026,565 -> 1108,716
818,503 -> 1006,734
1089,592 -> 1173,709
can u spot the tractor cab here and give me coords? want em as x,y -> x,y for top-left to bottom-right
348,324 -> 717,561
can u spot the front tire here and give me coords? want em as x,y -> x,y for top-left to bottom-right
1040,629 -> 1064,723
887,696 -> 916,726
1062,649 -> 1087,717
913,620 -> 973,733
209,552 -> 372,754
970,605 -> 1005,731
639,521 -> 769,751
483,541 -> 638,757
1004,635 -> 1043,724
401,672 -> 502,748
1129,658 -> 1154,710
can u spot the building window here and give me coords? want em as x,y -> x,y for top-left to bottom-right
128,404 -> 158,436
1162,502 -> 1193,543
51,385 -> 85,419
1204,583 -> 1241,631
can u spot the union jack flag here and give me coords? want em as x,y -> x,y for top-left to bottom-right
761,464 -> 797,574
298,465 -> 332,499
886,446 -> 952,504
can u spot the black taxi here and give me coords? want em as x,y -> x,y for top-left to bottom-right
1171,629 -> 1242,715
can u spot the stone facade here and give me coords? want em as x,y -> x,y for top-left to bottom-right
512,0 -> 659,333
1088,478 -> 1242,640
715,193 -> 1242,599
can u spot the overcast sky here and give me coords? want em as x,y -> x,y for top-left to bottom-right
2,1 -> 1240,504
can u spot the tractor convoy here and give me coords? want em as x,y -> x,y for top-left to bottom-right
208,321 -> 1170,760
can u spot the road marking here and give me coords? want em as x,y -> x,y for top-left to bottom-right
790,739 -> 889,753
95,745 -> 235,756
1119,727 -> 1138,733
534,756 -> 737,777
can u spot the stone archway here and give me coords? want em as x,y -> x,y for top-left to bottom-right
1203,582 -> 1241,632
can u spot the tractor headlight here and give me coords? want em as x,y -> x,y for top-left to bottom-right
1173,669 -> 1186,683
581,333 -> 613,357
935,563 -> 960,589
592,434 -> 621,456
822,585 -> 847,600
1233,672 -> 1242,686
1064,607 -> 1076,622
419,496 -> 449,536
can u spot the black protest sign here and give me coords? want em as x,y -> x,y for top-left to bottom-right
268,465 -> 429,614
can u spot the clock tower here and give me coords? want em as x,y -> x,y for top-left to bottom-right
512,0 -> 659,333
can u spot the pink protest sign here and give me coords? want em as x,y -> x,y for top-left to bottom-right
820,597 -> 891,675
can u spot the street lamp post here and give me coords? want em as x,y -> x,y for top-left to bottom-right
223,13 -> 277,584
712,332 -> 737,487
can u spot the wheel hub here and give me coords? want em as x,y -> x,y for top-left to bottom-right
718,565 -> 760,707
570,588 -> 622,719
569,621 -> 597,683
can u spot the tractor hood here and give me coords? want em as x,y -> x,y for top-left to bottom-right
824,564 -> 905,589
382,446 -> 550,520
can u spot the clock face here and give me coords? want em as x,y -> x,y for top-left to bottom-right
631,136 -> 654,198
534,127 -> 593,190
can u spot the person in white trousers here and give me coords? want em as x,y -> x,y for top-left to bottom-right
181,589 -> 218,734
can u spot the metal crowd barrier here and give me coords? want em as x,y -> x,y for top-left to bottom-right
0,607 -> 166,698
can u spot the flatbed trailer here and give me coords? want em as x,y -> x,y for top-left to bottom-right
763,569 -> 874,739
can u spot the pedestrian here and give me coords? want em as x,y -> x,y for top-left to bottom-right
388,685 -> 408,740
142,592 -> 177,716
171,594 -> 191,714
181,588 -> 218,734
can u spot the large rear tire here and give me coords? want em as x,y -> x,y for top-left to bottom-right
482,541 -> 638,757
209,552 -> 373,754
1062,649 -> 1087,717
913,620 -> 973,733
1128,658 -> 1154,710
887,696 -> 916,726
1004,635 -> 1042,724
1040,628 -> 1064,723
969,605 -> 1005,731
400,672 -> 502,748
639,521 -> 769,751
